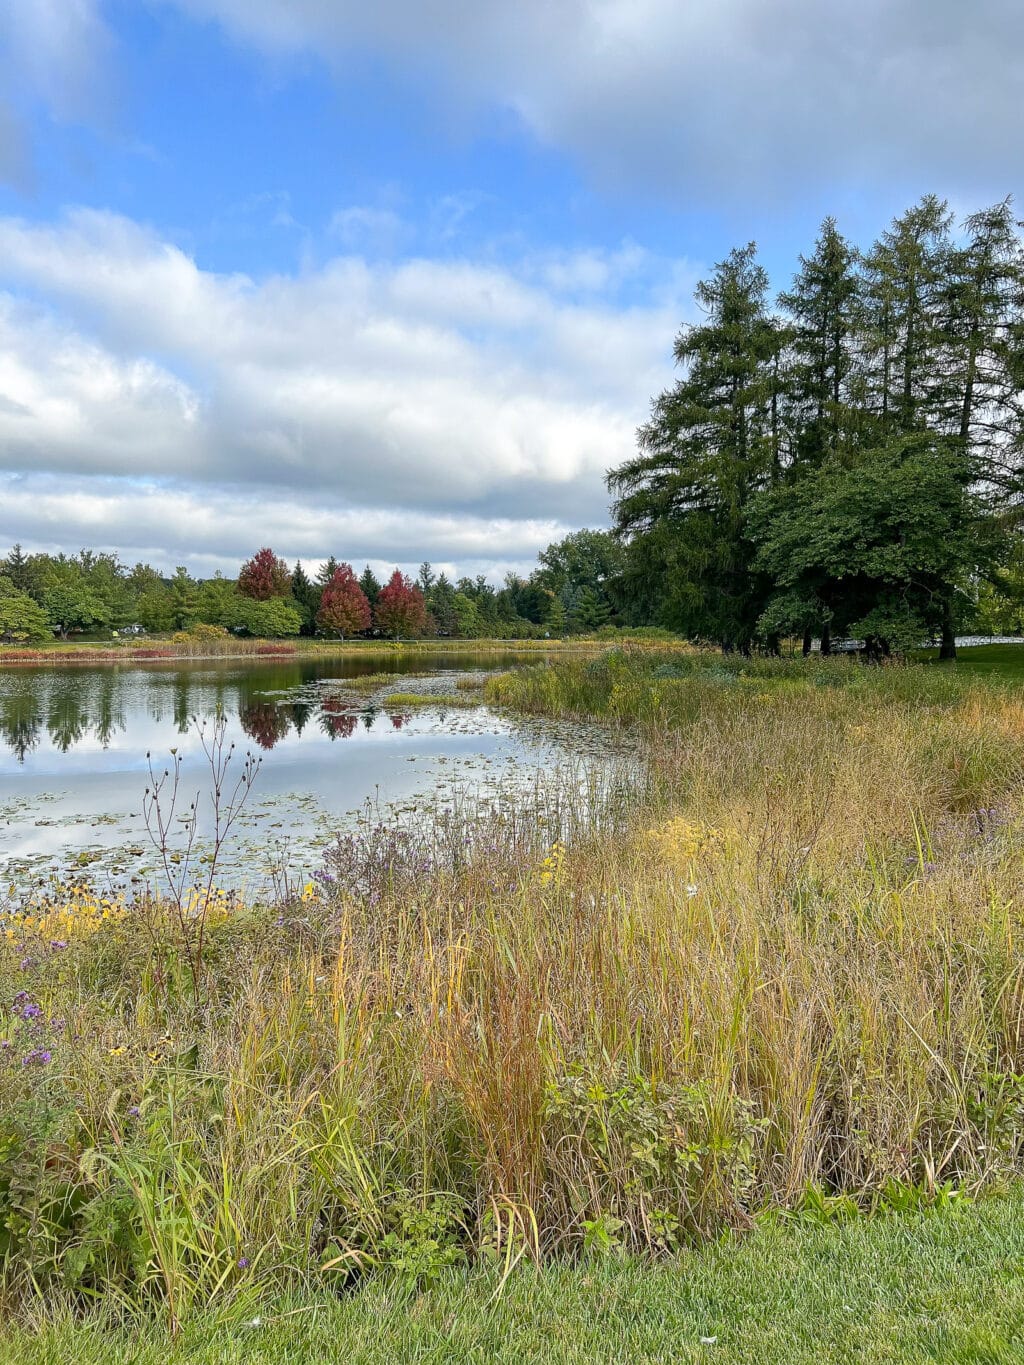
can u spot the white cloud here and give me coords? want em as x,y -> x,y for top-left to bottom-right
0,472 -> 571,580
0,209 -> 694,572
166,0 -> 1024,202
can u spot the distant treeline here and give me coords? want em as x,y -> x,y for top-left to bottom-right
0,531 -> 630,642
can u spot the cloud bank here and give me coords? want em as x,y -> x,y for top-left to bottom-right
171,0 -> 1024,202
0,209 -> 693,574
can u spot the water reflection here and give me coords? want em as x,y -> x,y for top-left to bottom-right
0,655 -> 527,762
0,653 -> 635,891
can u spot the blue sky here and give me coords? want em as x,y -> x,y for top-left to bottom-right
0,1 -> 1022,579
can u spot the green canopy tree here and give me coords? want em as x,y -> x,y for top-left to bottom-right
229,596 -> 303,638
196,573 -> 240,628
751,434 -> 997,655
0,578 -> 51,643
37,560 -> 109,639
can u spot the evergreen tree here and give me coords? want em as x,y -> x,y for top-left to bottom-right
942,199 -> 1024,482
860,196 -> 953,437
778,217 -> 860,469
573,585 -> 611,631
2,544 -> 30,592
316,556 -> 339,588
609,244 -> 784,650
546,595 -> 567,636
290,560 -> 319,635
428,571 -> 456,635
169,566 -> 201,630
358,565 -> 381,607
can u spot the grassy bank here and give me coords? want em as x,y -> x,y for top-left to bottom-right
4,649 -> 1024,1344
5,1194 -> 1024,1362
0,634 -> 689,667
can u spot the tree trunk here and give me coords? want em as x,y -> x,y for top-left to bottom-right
939,594 -> 957,661
820,623 -> 831,656
802,630 -> 812,657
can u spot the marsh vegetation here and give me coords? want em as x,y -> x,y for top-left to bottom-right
2,648 -> 1024,1349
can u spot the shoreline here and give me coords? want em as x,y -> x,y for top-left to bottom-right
0,636 -> 690,668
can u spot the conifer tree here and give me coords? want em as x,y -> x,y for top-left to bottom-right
358,565 -> 381,607
2,543 -> 30,593
609,244 -> 784,650
778,217 -> 860,469
316,556 -> 339,588
290,560 -> 318,634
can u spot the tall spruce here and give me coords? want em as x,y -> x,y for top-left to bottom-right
290,560 -> 318,634
778,217 -> 859,470
860,196 -> 953,436
358,565 -> 381,607
2,543 -> 30,593
942,200 -> 1024,483
609,244 -> 784,651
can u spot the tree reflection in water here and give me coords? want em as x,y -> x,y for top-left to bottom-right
238,699 -> 292,750
0,653 -> 513,761
319,710 -> 356,739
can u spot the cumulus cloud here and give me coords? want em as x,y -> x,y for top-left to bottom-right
0,471 -> 567,579
0,209 -> 694,573
168,0 -> 1024,202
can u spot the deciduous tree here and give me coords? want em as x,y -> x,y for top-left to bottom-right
316,563 -> 371,638
238,547 -> 291,600
0,577 -> 51,642
374,570 -> 428,638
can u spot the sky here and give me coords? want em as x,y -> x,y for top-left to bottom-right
0,1 -> 1022,582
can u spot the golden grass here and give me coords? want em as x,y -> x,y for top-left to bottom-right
3,652 -> 1024,1322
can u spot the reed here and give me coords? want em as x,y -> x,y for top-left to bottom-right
3,650 -> 1024,1324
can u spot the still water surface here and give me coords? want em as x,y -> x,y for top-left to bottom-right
0,653 -> 602,889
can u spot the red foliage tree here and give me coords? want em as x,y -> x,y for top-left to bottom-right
238,547 -> 291,600
374,570 -> 429,639
316,563 -> 371,638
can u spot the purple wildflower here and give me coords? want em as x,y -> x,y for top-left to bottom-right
21,1003 -> 41,1020
237,1256 -> 250,1269
22,1049 -> 52,1066
49,940 -> 67,951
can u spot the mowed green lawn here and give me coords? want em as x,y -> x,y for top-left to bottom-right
6,1193 -> 1024,1365
922,642 -> 1024,678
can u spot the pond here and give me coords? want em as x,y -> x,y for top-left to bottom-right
0,653 -> 620,893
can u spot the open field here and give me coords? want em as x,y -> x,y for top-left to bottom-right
4,648 -> 1024,1355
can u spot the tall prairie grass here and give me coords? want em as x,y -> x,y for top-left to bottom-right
3,649 -> 1024,1326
